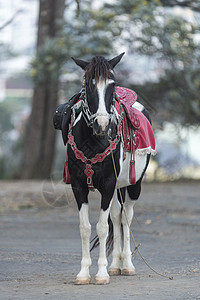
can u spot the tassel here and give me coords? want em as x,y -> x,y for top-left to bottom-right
63,160 -> 71,184
63,143 -> 71,184
129,160 -> 136,185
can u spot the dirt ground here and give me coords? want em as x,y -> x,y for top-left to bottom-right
0,180 -> 200,300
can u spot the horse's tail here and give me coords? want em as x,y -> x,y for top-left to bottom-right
90,215 -> 114,256
106,215 -> 114,256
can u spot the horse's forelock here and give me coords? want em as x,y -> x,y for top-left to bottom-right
85,56 -> 113,90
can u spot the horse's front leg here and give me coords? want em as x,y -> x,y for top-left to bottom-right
76,202 -> 91,284
72,184 -> 91,285
95,195 -> 113,285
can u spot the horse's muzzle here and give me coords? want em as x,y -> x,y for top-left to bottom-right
93,117 -> 110,136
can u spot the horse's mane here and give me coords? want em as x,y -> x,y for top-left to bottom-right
85,56 -> 113,90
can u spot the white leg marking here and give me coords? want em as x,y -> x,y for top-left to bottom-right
95,202 -> 112,284
76,203 -> 91,284
121,192 -> 136,275
109,190 -> 122,274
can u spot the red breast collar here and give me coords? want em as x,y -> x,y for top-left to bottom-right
67,120 -> 121,190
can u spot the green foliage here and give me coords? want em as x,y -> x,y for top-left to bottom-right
30,37 -> 69,84
132,66 -> 200,126
105,0 -> 200,126
30,0 -> 200,125
0,102 -> 13,134
30,1 -> 122,86
0,93 -> 32,179
0,103 -> 14,179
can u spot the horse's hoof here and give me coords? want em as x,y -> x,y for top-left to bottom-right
108,268 -> 121,276
75,277 -> 91,285
121,268 -> 136,276
94,276 -> 110,285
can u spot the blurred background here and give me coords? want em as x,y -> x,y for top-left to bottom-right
0,0 -> 199,182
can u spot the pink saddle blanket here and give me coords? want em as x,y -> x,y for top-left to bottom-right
115,86 -> 156,155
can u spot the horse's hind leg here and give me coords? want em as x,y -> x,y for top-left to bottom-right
108,189 -> 125,276
121,181 -> 141,275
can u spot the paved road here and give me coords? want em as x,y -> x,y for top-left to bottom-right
0,181 -> 200,300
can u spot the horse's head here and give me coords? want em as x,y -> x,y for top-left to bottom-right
72,53 -> 125,137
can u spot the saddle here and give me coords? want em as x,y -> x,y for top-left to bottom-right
115,86 -> 139,152
114,86 -> 140,184
115,86 -> 156,153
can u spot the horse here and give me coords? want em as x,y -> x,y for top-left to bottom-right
62,53 -> 156,285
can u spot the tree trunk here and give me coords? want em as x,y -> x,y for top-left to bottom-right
21,0 -> 65,179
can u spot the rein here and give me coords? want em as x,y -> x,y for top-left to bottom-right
80,78 -> 115,128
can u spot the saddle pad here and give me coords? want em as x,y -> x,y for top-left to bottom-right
115,86 -> 137,106
115,100 -> 156,155
134,108 -> 156,155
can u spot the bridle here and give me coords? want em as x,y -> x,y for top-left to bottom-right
80,77 -> 117,131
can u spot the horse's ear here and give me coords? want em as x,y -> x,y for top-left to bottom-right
108,52 -> 125,69
71,57 -> 89,70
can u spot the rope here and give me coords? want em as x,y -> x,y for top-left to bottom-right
110,146 -> 173,280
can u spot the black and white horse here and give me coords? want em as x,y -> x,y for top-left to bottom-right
66,53 -> 153,285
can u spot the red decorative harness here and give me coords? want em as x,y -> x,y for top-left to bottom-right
63,86 -> 156,189
65,119 -> 122,190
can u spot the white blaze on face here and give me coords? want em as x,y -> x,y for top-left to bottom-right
95,78 -> 114,131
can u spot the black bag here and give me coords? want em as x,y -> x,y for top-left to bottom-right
53,93 -> 81,145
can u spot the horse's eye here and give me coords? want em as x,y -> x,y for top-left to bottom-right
108,79 -> 115,85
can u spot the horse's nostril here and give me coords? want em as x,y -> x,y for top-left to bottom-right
93,120 -> 108,136
96,126 -> 101,134
96,116 -> 109,132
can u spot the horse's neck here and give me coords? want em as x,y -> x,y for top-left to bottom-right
73,115 -> 109,157
73,115 -> 92,141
